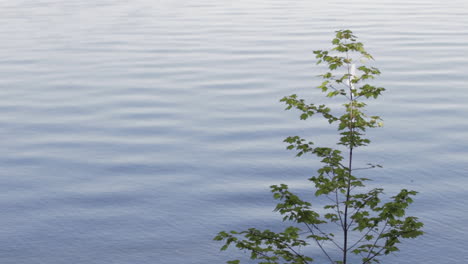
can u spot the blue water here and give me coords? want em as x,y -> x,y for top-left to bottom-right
0,0 -> 467,263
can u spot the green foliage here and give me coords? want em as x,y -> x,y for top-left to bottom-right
215,30 -> 423,264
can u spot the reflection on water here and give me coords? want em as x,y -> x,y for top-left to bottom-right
0,0 -> 467,263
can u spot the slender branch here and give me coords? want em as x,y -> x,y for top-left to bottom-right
304,224 -> 335,264
325,166 -> 344,229
337,161 -> 348,169
348,226 -> 376,251
343,147 -> 353,264
362,247 -> 386,264
325,194 -> 336,204
342,48 -> 354,264
335,189 -> 345,229
251,249 -> 273,260
305,223 -> 344,251
284,244 -> 310,264
352,164 -> 382,171
330,165 -> 345,229
352,166 -> 377,171
364,221 -> 389,262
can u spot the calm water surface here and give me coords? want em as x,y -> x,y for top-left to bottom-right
0,0 -> 467,263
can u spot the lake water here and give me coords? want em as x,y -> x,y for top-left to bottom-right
0,0 -> 467,263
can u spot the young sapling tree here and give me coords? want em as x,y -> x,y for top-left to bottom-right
214,30 -> 423,264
